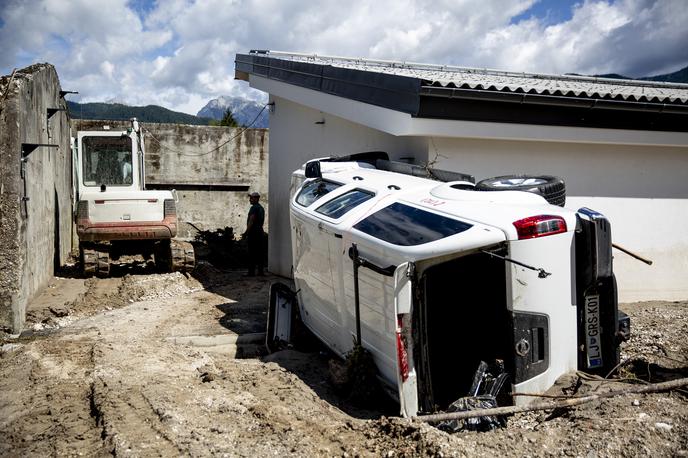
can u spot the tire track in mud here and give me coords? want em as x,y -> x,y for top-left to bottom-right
78,294 -> 213,457
0,336 -> 111,457
88,376 -> 183,456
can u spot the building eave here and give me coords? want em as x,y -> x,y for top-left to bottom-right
247,74 -> 688,147
235,51 -> 688,134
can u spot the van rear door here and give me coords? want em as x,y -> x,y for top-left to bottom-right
575,207 -> 621,375
394,262 -> 418,417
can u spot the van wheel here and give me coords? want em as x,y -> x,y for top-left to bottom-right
476,175 -> 566,207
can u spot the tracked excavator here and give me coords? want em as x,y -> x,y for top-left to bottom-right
73,118 -> 195,276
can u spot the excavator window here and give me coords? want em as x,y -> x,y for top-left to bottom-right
82,136 -> 133,187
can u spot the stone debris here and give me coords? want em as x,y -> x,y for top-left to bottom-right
655,422 -> 673,431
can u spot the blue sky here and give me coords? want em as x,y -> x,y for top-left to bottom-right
511,0 -> 576,24
1,0 -> 686,115
128,0 -> 158,20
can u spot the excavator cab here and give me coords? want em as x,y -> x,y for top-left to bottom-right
73,119 -> 194,276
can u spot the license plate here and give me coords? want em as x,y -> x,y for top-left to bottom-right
584,294 -> 603,369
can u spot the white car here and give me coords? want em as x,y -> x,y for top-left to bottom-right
269,153 -> 627,418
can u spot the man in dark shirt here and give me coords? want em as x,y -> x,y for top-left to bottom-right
242,192 -> 265,276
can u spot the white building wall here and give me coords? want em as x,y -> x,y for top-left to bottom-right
430,137 -> 688,302
251,73 -> 687,302
267,96 -> 426,277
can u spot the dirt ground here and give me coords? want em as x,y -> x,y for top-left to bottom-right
1,258 -> 686,457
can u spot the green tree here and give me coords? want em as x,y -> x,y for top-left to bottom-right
210,108 -> 239,127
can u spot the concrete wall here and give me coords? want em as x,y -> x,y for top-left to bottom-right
267,95 -> 427,277
430,138 -> 688,302
0,64 -> 73,333
72,120 -> 269,239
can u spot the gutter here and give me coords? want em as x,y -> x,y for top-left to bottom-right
420,86 -> 688,115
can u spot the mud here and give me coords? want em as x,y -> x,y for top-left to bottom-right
1,262 -> 687,457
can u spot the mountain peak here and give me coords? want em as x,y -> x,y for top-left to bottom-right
592,64 -> 688,84
197,96 -> 269,128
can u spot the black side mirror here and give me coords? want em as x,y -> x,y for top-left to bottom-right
305,160 -> 321,179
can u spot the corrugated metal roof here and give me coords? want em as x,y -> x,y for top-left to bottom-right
259,51 -> 688,105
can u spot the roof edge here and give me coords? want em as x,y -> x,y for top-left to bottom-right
250,50 -> 688,91
236,52 -> 421,115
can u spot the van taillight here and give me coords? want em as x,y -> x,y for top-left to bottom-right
76,201 -> 89,219
513,215 -> 567,240
396,315 -> 409,382
164,199 -> 176,217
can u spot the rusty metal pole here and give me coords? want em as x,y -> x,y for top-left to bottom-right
612,242 -> 653,265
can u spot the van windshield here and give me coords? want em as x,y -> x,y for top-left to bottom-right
353,202 -> 472,246
295,179 -> 341,207
82,136 -> 133,187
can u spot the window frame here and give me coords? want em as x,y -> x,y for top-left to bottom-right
81,135 -> 135,188
294,178 -> 343,208
314,188 -> 375,220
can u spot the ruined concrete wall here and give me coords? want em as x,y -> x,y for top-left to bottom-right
0,65 -> 72,332
71,120 -> 269,238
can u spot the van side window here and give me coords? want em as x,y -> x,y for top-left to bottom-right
353,202 -> 472,246
316,189 -> 374,219
295,179 -> 341,207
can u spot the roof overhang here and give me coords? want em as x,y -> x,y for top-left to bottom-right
236,52 -> 688,143
246,74 -> 688,147
236,52 -> 420,114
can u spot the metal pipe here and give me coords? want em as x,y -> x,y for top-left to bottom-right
347,248 -> 396,277
612,243 -> 653,265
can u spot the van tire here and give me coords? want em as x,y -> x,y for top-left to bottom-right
476,175 -> 566,207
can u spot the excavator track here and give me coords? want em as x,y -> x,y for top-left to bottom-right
81,247 -> 110,277
154,241 -> 172,272
170,240 -> 195,273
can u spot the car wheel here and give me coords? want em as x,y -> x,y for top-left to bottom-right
475,175 -> 566,207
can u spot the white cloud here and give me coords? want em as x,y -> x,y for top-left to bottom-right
476,0 -> 688,76
100,61 -> 115,80
1,0 -> 686,115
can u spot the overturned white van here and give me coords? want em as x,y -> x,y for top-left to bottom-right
270,152 -> 628,418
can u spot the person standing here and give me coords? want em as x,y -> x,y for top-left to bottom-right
242,191 -> 265,276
